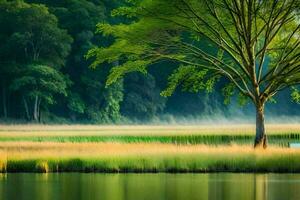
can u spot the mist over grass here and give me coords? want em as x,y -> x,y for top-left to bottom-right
0,124 -> 299,147
1,93 -> 299,125
129,114 -> 300,125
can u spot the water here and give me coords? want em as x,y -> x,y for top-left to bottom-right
0,173 -> 300,200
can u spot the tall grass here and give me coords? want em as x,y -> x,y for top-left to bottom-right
0,124 -> 300,146
1,124 -> 300,135
1,142 -> 300,173
1,125 -> 300,172
0,135 -> 298,146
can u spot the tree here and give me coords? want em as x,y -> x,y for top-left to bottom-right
26,0 -> 126,122
0,1 -> 23,119
10,65 -> 69,122
0,1 -> 72,121
81,66 -> 124,123
9,2 -> 72,67
0,62 -> 19,119
121,72 -> 166,121
88,0 -> 300,148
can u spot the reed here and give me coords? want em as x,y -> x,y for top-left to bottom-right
1,125 -> 300,172
0,124 -> 300,146
1,124 -> 300,135
1,142 -> 300,173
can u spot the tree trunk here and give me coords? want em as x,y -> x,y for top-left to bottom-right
2,86 -> 7,118
33,96 -> 39,121
254,103 -> 267,148
37,98 -> 41,123
23,97 -> 30,120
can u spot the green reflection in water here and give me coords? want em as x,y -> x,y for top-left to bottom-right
0,173 -> 300,200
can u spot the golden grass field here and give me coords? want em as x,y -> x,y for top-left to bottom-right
0,124 -> 299,172
0,141 -> 300,173
0,142 -> 299,159
1,124 -> 300,136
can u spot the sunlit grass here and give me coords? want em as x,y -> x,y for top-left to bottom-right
0,125 -> 300,172
0,124 -> 299,146
0,142 -> 300,173
1,124 -> 300,135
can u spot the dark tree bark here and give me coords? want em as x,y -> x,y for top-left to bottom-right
254,103 -> 267,148
2,85 -> 7,118
33,95 -> 39,121
23,97 -> 30,120
37,98 -> 41,123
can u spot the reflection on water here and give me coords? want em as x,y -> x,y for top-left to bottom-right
0,173 -> 300,200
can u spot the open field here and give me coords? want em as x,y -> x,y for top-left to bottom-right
2,124 -> 300,135
0,124 -> 300,146
0,124 -> 300,173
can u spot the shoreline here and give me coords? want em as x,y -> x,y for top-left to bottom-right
3,159 -> 300,173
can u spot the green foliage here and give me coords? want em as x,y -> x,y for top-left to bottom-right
32,0 -> 126,123
268,97 -> 277,104
67,93 -> 86,114
161,65 -> 218,97
106,60 -> 149,85
111,5 -> 139,18
10,64 -> 69,104
1,0 -> 300,123
88,0 -> 300,121
0,1 -> 72,67
291,88 -> 300,104
99,80 -> 124,123
0,1 -> 73,121
237,93 -> 248,107
86,38 -> 149,69
86,80 -> 124,123
0,0 -> 129,123
222,83 -> 235,105
121,73 -> 166,120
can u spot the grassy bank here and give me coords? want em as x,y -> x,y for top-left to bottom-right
1,142 -> 300,173
0,125 -> 300,173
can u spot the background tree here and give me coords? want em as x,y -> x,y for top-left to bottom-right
88,0 -> 300,147
26,0 -> 126,122
10,65 -> 69,122
0,1 -> 72,121
0,2 -> 23,119
81,65 -> 124,123
10,3 -> 72,67
121,72 -> 166,121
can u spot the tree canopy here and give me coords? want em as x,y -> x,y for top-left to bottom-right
88,0 -> 300,146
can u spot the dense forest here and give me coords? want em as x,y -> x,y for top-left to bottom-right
0,0 -> 299,124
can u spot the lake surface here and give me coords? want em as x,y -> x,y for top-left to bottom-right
0,173 -> 300,200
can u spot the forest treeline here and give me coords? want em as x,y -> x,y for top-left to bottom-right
0,0 -> 299,124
